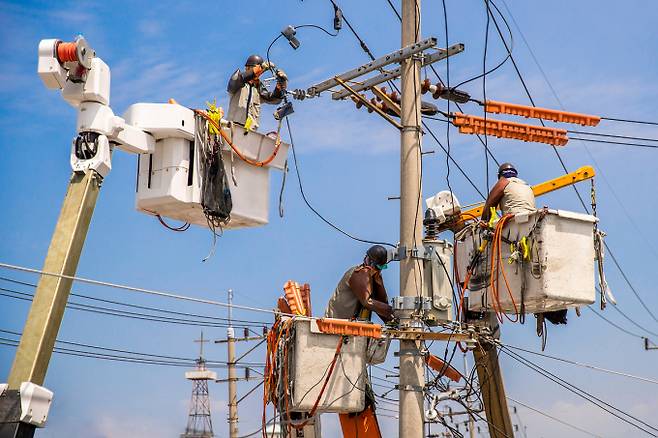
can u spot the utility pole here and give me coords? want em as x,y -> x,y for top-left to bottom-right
398,0 -> 425,437
226,289 -> 239,438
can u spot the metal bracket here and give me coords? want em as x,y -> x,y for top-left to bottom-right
331,43 -> 465,100
395,384 -> 425,392
307,37 -> 438,96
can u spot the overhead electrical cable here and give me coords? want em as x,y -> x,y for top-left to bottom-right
0,261 -> 283,317
0,276 -> 268,326
502,343 -> 658,384
284,118 -> 395,248
0,287 -> 267,330
587,306 -> 646,340
500,346 -> 658,436
485,0 -> 658,326
506,396 -> 602,438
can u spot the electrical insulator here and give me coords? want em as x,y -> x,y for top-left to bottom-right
421,78 -> 432,94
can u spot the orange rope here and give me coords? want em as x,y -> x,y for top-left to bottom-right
57,42 -> 78,63
489,215 -> 520,323
194,109 -> 282,168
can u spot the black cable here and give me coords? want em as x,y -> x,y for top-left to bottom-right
441,0 -> 455,208
0,288 -> 264,330
0,276 -> 269,326
568,137 -> 658,150
501,346 -> 658,436
285,117 -> 395,247
587,305 -> 646,339
486,0 -> 658,325
329,0 -> 377,61
452,0 -> 514,90
601,116 -> 658,126
609,303 -> 658,338
295,24 -> 339,38
384,0 -> 501,180
482,0 -> 491,193
567,130 -> 658,144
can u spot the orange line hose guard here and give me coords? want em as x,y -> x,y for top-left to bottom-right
315,318 -> 382,339
194,109 -> 282,167
484,100 -> 601,127
56,41 -> 78,63
283,281 -> 307,316
453,113 -> 569,146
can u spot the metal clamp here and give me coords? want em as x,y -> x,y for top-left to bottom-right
395,384 -> 425,392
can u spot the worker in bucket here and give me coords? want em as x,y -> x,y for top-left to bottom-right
324,245 -> 394,322
481,162 -> 536,222
226,54 -> 288,131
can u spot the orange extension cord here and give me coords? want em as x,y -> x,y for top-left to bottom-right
194,109 -> 283,168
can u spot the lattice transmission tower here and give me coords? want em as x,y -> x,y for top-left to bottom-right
181,332 -> 216,438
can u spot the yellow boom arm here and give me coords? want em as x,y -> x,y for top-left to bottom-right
460,165 -> 596,221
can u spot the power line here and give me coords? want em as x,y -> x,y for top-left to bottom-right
587,306 -> 646,340
0,261 -> 282,317
485,0 -> 658,326
501,346 -> 658,436
507,396 -> 602,438
284,117 -> 395,248
0,276 -> 269,327
567,130 -> 658,144
569,137 -> 658,150
600,116 -> 658,127
502,343 -> 658,385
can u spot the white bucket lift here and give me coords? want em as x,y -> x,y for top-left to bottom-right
455,209 -> 597,313
288,319 -> 368,414
125,103 -> 289,229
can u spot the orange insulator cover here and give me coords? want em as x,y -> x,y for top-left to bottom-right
339,406 -> 382,438
283,281 -> 307,316
315,318 -> 382,339
277,296 -> 292,314
484,100 -> 600,127
453,113 -> 569,146
425,354 -> 462,383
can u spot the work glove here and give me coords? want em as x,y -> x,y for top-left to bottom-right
261,61 -> 275,71
275,69 -> 288,83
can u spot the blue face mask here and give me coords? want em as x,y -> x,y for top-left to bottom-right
376,263 -> 388,271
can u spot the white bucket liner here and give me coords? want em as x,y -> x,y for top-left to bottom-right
127,103 -> 289,229
455,209 -> 597,313
289,319 -> 368,414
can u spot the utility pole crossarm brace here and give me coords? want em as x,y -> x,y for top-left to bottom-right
331,43 -> 465,100
306,37 -> 438,97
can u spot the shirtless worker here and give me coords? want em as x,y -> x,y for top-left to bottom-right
324,245 -> 394,323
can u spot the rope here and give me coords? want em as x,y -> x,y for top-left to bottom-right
194,110 -> 283,168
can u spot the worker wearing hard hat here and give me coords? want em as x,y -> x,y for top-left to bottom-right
226,54 -> 288,131
325,245 -> 394,323
481,162 -> 536,222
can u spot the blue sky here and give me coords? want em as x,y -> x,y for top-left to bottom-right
1,0 -> 657,436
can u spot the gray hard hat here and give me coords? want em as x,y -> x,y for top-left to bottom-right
366,245 -> 388,266
245,54 -> 263,67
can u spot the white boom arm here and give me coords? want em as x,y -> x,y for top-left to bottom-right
37,36 -> 154,177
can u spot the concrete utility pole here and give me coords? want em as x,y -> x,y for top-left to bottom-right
226,289 -> 239,438
1,171 -> 101,438
398,0 -> 425,437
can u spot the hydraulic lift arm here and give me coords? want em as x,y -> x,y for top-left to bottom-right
459,165 -> 596,221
